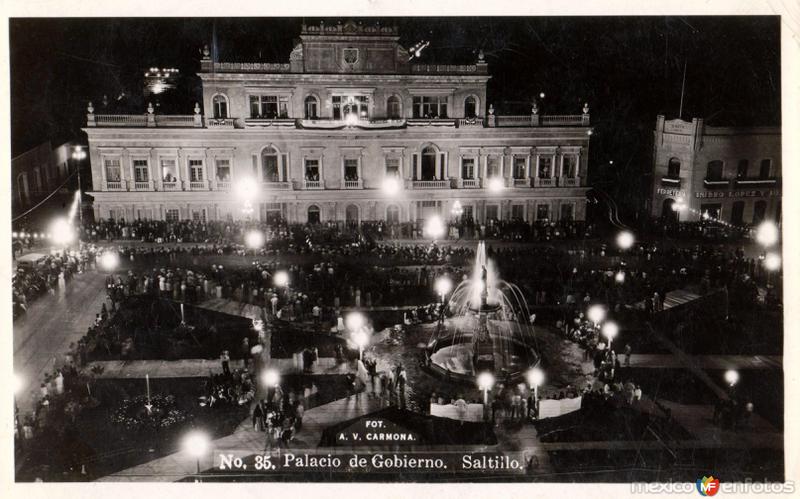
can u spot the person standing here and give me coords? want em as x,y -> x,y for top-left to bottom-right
623,343 -> 632,367
220,350 -> 231,376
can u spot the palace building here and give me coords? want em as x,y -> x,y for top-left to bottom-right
84,20 -> 593,226
650,115 -> 781,226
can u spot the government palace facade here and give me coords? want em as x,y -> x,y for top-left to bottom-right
84,20 -> 593,226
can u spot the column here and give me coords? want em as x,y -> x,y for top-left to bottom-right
150,149 -> 161,191
122,148 -> 131,190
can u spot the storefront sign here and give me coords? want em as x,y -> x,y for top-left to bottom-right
656,187 -> 686,197
695,189 -> 781,199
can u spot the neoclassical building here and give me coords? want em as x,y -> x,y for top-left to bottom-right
84,20 -> 593,226
650,115 -> 781,225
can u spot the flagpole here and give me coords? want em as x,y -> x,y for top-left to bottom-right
678,59 -> 687,119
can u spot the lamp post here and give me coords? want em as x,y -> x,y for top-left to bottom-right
434,275 -> 453,332
235,177 -> 258,221
477,371 -> 495,407
71,146 -> 86,228
183,430 -> 210,480
724,369 -> 739,388
764,252 -> 781,289
616,230 -> 634,251
245,230 -> 265,252
273,270 -> 289,288
352,329 -> 369,361
99,251 -> 120,273
601,321 -> 619,351
755,221 -> 779,248
526,367 -> 545,419
424,215 -> 446,241
50,217 -> 76,254
262,368 -> 280,389
586,304 -> 606,328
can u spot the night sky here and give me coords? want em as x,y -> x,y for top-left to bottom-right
9,16 -> 780,218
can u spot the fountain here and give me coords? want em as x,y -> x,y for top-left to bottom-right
427,241 -> 539,383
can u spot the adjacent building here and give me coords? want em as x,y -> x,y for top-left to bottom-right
12,141 -> 77,214
84,20 -> 593,226
650,115 -> 781,226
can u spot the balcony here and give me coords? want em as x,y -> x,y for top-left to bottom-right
215,180 -> 232,191
106,181 -> 125,191
735,177 -> 778,187
406,118 -> 456,128
661,176 -> 682,187
244,117 -> 296,128
303,180 -> 324,190
161,181 -> 181,191
262,181 -> 293,190
460,178 -> 481,189
342,179 -> 363,189
88,114 -> 202,128
703,178 -> 730,188
411,180 -> 449,189
513,178 -> 531,188
189,180 -> 208,191
560,177 -> 581,187
207,118 -> 237,129
534,177 -> 556,187
133,181 -> 152,191
155,115 -> 197,127
457,117 -> 484,127
93,115 -> 148,127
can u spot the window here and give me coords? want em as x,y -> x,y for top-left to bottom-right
462,205 -> 474,221
333,95 -> 369,120
752,201 -> 767,224
667,157 -> 681,178
304,96 -> 319,119
307,205 -> 321,224
387,96 -> 401,119
385,158 -> 400,177
563,155 -> 578,178
560,203 -> 574,221
160,159 -> 177,182
737,160 -> 749,179
215,159 -> 231,181
345,204 -> 359,225
133,159 -> 149,182
511,204 -> 524,220
262,149 -> 279,182
537,204 -> 550,221
305,159 -> 320,181
701,204 -> 722,220
464,96 -> 477,118
412,96 -> 448,118
731,201 -> 745,225
344,159 -> 359,180
706,160 -> 723,180
192,209 -> 206,222
165,209 -> 180,222
104,158 -> 121,182
189,159 -> 204,182
486,205 -> 499,221
386,204 -> 400,224
759,159 -> 772,179
461,158 -> 476,179
421,147 -> 437,180
212,95 -> 228,119
487,156 -> 500,177
513,157 -> 527,179
538,156 -> 553,178
249,95 -> 289,118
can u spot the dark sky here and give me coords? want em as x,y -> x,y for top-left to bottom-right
9,16 -> 780,214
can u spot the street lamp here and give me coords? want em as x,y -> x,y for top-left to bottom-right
183,430 -> 210,478
352,329 -> 369,360
615,271 -> 625,284
724,369 -> 739,387
435,275 -> 453,300
245,230 -> 265,250
261,369 -> 281,388
450,200 -> 463,220
72,146 -> 86,227
586,304 -> 606,327
487,177 -> 505,193
764,252 -> 781,272
99,252 -> 120,273
382,176 -> 401,196
477,372 -> 495,406
235,177 -> 258,220
601,321 -> 619,350
345,311 -> 366,333
424,215 -> 446,240
616,230 -> 635,251
526,367 -> 545,419
273,270 -> 289,288
756,221 -> 779,248
50,217 -> 76,247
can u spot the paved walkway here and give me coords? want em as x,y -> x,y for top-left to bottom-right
625,354 -> 782,370
13,270 -> 110,414
634,288 -> 701,311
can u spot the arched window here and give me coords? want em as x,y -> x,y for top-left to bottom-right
307,205 -> 321,224
261,147 -> 280,182
387,95 -> 401,119
386,204 -> 400,224
464,96 -> 477,118
752,201 -> 767,224
737,159 -> 749,179
667,157 -> 681,178
421,146 -> 437,181
759,159 -> 772,179
345,204 -> 359,226
212,95 -> 228,119
661,198 -> 678,224
387,96 -> 401,119
304,96 -> 319,119
706,160 -> 723,181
